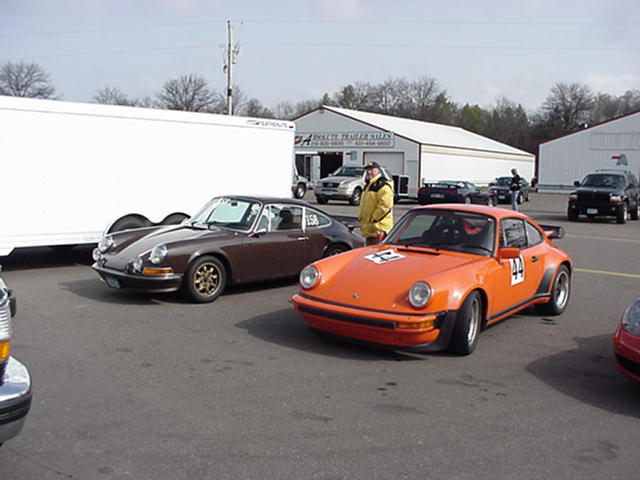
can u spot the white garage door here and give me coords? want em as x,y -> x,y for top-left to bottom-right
363,152 -> 404,175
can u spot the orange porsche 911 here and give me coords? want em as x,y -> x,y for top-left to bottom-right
292,204 -> 572,355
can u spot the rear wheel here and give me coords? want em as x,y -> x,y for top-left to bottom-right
536,265 -> 571,315
616,203 -> 628,224
447,291 -> 482,356
349,188 -> 362,206
294,183 -> 306,199
182,256 -> 227,303
323,244 -> 349,257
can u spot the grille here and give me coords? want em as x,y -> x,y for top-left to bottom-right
323,182 -> 339,188
577,192 -> 611,204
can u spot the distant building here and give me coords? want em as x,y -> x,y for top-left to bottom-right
539,110 -> 640,192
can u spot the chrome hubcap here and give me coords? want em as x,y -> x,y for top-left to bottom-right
554,271 -> 569,309
467,297 -> 481,345
194,262 -> 222,297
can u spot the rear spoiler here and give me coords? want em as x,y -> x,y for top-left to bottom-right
332,215 -> 360,231
539,224 -> 565,239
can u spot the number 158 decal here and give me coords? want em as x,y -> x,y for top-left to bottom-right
509,256 -> 525,285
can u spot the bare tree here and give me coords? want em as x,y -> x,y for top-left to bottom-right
239,98 -> 273,118
333,82 -> 373,110
156,74 -> 217,112
541,82 -> 594,134
0,61 -> 57,98
485,97 -> 530,151
92,87 -> 136,106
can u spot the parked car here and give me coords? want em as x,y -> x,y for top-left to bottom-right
613,297 -> 640,382
488,176 -> 530,204
0,275 -> 32,447
567,169 -> 640,224
418,181 -> 496,206
314,166 -> 397,206
93,196 -> 364,303
292,204 -> 571,355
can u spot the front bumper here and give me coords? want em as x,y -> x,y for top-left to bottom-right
315,187 -> 353,200
614,324 -> 640,381
292,292 -> 457,352
568,201 -> 620,217
0,357 -> 32,445
92,263 -> 183,293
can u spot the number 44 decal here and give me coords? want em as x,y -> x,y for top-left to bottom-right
509,256 -> 525,285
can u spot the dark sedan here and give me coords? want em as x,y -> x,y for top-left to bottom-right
92,196 -> 364,303
488,176 -> 531,204
418,181 -> 496,206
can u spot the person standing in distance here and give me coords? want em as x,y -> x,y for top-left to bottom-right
359,161 -> 394,245
509,168 -> 522,211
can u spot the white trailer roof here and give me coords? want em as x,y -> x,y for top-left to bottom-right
318,105 -> 533,158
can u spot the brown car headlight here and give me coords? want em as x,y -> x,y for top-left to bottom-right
149,244 -> 168,264
300,265 -> 321,289
408,281 -> 432,308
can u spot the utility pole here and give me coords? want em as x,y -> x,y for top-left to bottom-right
225,20 -> 235,115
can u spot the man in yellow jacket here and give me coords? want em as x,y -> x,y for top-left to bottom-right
359,161 -> 394,245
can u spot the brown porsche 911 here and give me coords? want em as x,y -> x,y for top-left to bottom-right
92,196 -> 364,302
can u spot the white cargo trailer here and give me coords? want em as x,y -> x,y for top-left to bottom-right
0,96 -> 295,256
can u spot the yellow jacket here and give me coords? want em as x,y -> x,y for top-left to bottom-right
358,174 -> 394,238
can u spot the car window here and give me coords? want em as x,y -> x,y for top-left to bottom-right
190,197 -> 261,231
501,218 -> 527,249
582,174 -> 625,188
257,204 -> 303,232
525,221 -> 543,247
305,209 -> 331,228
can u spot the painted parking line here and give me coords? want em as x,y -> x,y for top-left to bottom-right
566,234 -> 640,244
575,268 -> 640,279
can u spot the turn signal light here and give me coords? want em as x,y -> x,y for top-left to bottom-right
142,267 -> 174,275
396,318 -> 436,330
0,340 -> 10,361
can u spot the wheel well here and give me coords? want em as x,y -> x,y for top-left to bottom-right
324,241 -> 350,255
560,260 -> 572,274
189,252 -> 233,284
472,288 -> 489,326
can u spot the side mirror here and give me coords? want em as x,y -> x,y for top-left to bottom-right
497,247 -> 520,260
573,180 -> 580,187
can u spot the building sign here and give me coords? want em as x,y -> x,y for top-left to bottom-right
612,153 -> 629,166
294,132 -> 394,148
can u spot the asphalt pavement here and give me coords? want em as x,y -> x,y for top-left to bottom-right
1,192 -> 639,480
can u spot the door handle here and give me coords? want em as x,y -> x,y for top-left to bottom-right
297,236 -> 308,241
531,256 -> 538,262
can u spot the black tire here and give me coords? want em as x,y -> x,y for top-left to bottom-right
567,207 -> 578,222
316,196 -> 328,205
447,291 -> 483,356
630,201 -> 639,221
535,265 -> 571,316
162,213 -> 189,225
323,243 -> 349,258
109,215 -> 151,233
294,183 -> 306,199
616,203 -> 628,224
182,256 -> 227,303
349,188 -> 362,206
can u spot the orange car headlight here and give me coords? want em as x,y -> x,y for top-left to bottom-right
408,281 -> 432,308
300,265 -> 321,289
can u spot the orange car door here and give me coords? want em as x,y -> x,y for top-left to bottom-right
488,218 -> 546,320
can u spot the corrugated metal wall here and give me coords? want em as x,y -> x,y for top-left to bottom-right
539,112 -> 640,192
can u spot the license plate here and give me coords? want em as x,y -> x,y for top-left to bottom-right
322,189 -> 333,194
105,276 -> 121,289
431,193 -> 444,198
498,195 -> 506,200
587,208 -> 598,215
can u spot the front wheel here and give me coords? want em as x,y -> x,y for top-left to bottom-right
349,188 -> 362,206
447,291 -> 482,356
616,203 -> 628,224
567,207 -> 578,222
536,265 -> 571,316
182,256 -> 227,303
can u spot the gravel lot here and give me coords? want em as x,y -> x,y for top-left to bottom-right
2,192 -> 639,480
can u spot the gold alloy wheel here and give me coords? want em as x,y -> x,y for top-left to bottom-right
193,261 -> 222,297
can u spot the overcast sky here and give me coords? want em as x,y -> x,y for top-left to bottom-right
1,0 -> 638,112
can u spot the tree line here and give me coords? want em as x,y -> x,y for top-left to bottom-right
2,60 -> 639,154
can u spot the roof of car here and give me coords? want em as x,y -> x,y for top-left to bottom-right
219,195 -> 310,206
414,203 -> 532,220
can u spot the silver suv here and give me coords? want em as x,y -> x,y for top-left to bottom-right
315,166 -> 392,206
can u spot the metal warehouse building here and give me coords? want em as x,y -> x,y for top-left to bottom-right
539,110 -> 640,192
294,105 -> 535,198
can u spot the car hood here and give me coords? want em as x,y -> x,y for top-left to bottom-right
311,245 -> 486,311
320,176 -> 362,184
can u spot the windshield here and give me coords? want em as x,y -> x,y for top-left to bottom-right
189,197 -> 262,231
385,209 -> 496,256
581,174 -> 624,189
495,177 -> 511,186
333,166 -> 364,177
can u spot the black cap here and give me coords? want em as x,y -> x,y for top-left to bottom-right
364,161 -> 381,169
